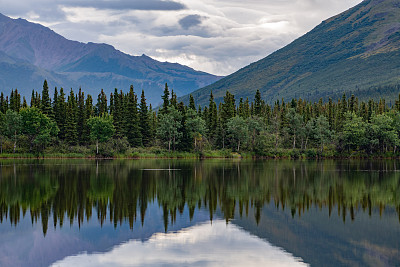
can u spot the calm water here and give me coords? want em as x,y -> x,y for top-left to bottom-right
0,159 -> 399,266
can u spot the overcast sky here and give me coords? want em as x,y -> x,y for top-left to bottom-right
0,0 -> 362,75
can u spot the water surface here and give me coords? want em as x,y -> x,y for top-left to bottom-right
0,159 -> 399,266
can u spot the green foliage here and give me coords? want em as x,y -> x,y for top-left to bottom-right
226,116 -> 249,152
157,106 -> 182,151
3,80 -> 400,158
342,112 -> 367,152
87,114 -> 115,154
19,108 -> 59,155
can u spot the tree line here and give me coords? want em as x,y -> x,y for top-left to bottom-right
1,80 -> 400,157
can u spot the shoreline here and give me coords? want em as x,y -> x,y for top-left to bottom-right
0,152 -> 399,160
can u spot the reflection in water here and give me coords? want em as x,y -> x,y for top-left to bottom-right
0,159 -> 399,266
51,220 -> 307,267
0,159 -> 400,234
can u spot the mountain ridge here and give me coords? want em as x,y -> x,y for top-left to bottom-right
0,13 -> 222,105
181,0 -> 400,106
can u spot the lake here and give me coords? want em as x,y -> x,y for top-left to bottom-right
0,159 -> 399,266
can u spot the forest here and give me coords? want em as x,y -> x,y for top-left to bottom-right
1,80 -> 400,158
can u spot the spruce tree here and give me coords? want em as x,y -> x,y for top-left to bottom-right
161,83 -> 170,114
54,88 -> 67,140
126,85 -> 141,147
254,89 -> 262,116
170,90 -> 177,108
83,94 -> 94,144
0,93 -> 7,114
207,92 -> 218,141
22,97 -> 27,108
41,80 -> 53,118
189,94 -> 196,110
139,90 -> 151,146
77,88 -> 86,144
30,90 -> 36,108
65,89 -> 78,145
95,89 -> 108,116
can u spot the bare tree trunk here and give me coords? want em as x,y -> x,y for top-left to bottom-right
238,140 -> 240,152
13,130 -> 17,154
96,139 -> 99,154
293,134 -> 296,149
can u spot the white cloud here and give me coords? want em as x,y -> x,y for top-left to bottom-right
51,220 -> 308,266
0,0 -> 363,75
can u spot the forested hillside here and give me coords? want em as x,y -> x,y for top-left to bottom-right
182,0 -> 400,106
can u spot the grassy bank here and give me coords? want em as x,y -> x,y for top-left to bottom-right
0,147 -> 398,159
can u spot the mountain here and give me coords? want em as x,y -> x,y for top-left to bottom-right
183,0 -> 400,106
0,13 -> 222,105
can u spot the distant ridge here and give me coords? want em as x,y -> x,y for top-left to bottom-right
182,0 -> 400,106
0,13 -> 222,105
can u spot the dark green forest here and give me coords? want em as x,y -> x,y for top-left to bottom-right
1,80 -> 400,158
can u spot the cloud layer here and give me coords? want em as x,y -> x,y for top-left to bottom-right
0,0 -> 362,75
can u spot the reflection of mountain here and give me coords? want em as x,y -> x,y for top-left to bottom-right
232,204 -> 400,266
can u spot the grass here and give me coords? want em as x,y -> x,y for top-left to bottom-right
0,147 -> 398,159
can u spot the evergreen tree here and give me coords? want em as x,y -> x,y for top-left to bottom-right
0,93 -> 7,114
22,97 -> 27,108
41,80 -> 53,118
139,90 -> 151,146
126,85 -> 141,147
189,94 -> 196,110
207,92 -> 218,141
9,89 -> 21,112
161,83 -> 170,114
54,88 -> 67,140
95,89 -> 108,116
65,89 -> 78,145
77,88 -> 86,144
82,94 -> 94,144
170,90 -> 177,108
254,89 -> 262,116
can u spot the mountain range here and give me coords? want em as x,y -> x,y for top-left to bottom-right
0,13 -> 222,105
183,0 -> 400,106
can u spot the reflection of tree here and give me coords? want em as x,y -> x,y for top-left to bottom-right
0,160 -> 399,235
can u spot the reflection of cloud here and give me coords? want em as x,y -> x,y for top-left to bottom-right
51,220 -> 308,267
1,0 -> 362,75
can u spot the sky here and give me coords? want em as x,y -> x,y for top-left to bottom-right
0,0 -> 362,76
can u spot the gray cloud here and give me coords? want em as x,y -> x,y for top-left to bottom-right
64,0 -> 186,11
179,15 -> 204,30
0,0 -> 363,75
